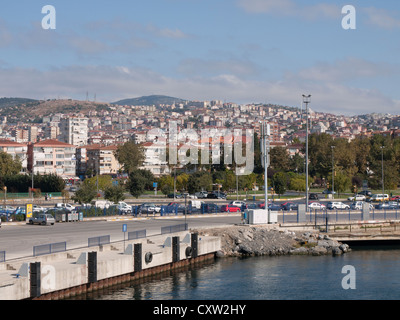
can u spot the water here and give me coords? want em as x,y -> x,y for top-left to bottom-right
72,247 -> 400,300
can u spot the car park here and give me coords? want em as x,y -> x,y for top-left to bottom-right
220,204 -> 241,213
327,202 -> 350,210
348,194 -> 366,201
28,213 -> 55,226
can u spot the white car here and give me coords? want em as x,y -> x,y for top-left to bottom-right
350,201 -> 374,210
230,201 -> 246,208
308,202 -> 326,210
33,205 -> 47,212
348,194 -> 366,201
327,202 -> 350,210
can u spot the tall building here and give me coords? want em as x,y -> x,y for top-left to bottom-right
58,117 -> 89,147
85,144 -> 121,175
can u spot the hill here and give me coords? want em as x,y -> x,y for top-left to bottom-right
112,95 -> 186,106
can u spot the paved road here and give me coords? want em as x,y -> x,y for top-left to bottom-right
0,214 -> 242,261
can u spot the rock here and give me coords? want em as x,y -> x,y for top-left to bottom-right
215,250 -> 225,258
340,244 -> 349,253
311,246 -> 328,256
290,247 -> 309,255
332,247 -> 343,255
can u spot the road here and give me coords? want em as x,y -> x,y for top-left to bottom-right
0,214 -> 242,261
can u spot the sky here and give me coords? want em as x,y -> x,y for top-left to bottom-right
0,0 -> 400,116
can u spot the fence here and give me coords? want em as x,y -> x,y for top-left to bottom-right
161,223 -> 188,234
88,235 -> 111,247
128,229 -> 146,240
33,242 -> 67,257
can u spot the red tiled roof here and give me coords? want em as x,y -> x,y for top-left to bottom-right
0,139 -> 27,147
33,139 -> 76,148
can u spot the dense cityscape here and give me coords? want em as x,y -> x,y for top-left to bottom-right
0,95 -> 399,188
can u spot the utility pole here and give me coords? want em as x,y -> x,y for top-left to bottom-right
302,94 -> 311,212
260,120 -> 270,219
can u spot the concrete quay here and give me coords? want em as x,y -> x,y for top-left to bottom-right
0,230 -> 220,300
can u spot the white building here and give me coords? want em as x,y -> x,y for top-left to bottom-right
58,117 -> 89,147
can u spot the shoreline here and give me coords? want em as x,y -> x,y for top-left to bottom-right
194,225 -> 351,257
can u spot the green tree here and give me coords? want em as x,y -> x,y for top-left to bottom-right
0,152 -> 22,176
72,183 -> 97,204
273,172 -> 288,196
104,184 -> 126,203
127,170 -> 147,198
84,175 -> 112,192
187,172 -> 213,193
114,141 -> 145,174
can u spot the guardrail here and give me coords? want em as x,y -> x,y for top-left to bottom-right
161,223 -> 188,234
128,229 -> 146,240
33,242 -> 67,257
88,235 -> 111,247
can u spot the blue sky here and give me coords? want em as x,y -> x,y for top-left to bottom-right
0,0 -> 400,115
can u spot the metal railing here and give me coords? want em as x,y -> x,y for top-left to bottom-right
161,223 -> 188,234
33,242 -> 67,257
88,235 -> 110,247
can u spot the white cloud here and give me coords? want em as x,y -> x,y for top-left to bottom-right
363,7 -> 400,29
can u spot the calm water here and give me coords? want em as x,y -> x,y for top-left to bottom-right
74,247 -> 400,300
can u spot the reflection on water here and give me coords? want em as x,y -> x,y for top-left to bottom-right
68,248 -> 400,300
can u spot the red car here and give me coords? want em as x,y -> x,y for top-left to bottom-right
390,195 -> 400,201
220,205 -> 241,212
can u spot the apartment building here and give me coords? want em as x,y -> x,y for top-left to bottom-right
27,139 -> 76,178
85,144 -> 121,175
0,139 -> 28,173
58,117 -> 89,147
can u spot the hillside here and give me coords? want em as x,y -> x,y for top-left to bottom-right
112,95 -> 186,106
0,98 -> 112,122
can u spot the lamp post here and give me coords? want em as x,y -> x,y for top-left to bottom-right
381,146 -> 385,196
260,119 -> 270,216
302,94 -> 311,211
331,145 -> 335,199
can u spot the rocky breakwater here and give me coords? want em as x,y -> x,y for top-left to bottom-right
195,225 -> 350,257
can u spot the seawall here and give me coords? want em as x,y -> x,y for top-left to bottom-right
0,231 -> 220,300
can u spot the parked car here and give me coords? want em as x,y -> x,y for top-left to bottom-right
348,194 -> 366,201
375,202 -> 400,210
308,202 -> 326,210
327,202 -> 350,210
358,190 -> 373,198
220,204 -> 241,213
33,205 -> 47,213
0,205 -> 16,215
268,203 -> 282,211
322,189 -> 336,194
138,203 -> 161,214
390,195 -> 400,201
350,201 -> 374,210
370,194 -> 389,202
207,191 -> 226,199
109,202 -> 132,214
309,193 -> 319,200
28,213 -> 55,226
230,201 -> 246,207
281,202 -> 298,211
55,203 -> 76,211
195,191 -> 208,199
200,203 -> 220,213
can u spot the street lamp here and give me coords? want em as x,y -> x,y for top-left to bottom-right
302,94 -> 311,211
331,145 -> 335,199
381,146 -> 385,196
260,119 -> 270,217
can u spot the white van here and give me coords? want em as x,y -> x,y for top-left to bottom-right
189,200 -> 204,209
370,194 -> 389,202
90,200 -> 112,209
55,203 -> 75,211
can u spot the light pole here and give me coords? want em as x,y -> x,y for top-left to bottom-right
331,145 -> 335,199
381,146 -> 385,196
260,119 -> 270,216
302,94 -> 311,211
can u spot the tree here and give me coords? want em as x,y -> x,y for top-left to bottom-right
84,175 -> 112,192
104,184 -> 126,203
273,172 -> 288,196
127,170 -> 147,198
72,183 -> 97,204
0,152 -> 22,176
187,172 -> 213,194
114,141 -> 145,174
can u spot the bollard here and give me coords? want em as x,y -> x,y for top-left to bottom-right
191,233 -> 198,258
30,262 -> 41,298
172,236 -> 180,262
134,243 -> 142,272
88,251 -> 97,284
